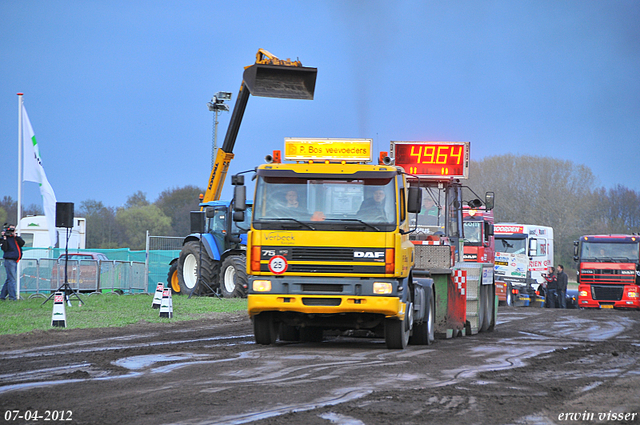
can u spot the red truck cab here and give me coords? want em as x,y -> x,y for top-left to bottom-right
462,207 -> 495,264
574,235 -> 640,309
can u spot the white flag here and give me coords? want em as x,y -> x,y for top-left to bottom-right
22,104 -> 58,247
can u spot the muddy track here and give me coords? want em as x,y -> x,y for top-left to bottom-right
0,308 -> 638,425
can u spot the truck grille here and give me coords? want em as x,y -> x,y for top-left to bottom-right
260,246 -> 386,275
580,269 -> 635,285
302,298 -> 342,306
591,285 -> 624,301
301,284 -> 344,292
291,247 -> 354,262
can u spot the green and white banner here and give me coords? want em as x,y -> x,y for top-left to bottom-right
22,104 -> 58,248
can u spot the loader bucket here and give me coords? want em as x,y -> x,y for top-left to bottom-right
243,64 -> 317,100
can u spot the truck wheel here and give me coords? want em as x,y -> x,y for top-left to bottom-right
300,327 -> 323,343
167,262 -> 180,294
177,241 -> 217,296
481,285 -> 492,332
279,323 -> 300,342
220,255 -> 248,298
477,286 -> 486,332
254,312 -> 277,345
385,302 -> 412,349
410,292 -> 435,345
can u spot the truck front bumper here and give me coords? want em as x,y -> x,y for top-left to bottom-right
247,275 -> 406,319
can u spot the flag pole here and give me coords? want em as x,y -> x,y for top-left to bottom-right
17,93 -> 24,299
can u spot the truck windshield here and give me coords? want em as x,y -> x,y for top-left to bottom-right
496,237 -> 526,254
581,242 -> 640,262
253,176 -> 396,227
463,221 -> 483,245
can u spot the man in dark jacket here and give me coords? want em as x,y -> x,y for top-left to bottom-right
556,264 -> 568,309
1,224 -> 25,301
357,189 -> 387,222
544,267 -> 558,308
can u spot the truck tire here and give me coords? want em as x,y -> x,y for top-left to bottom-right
167,262 -> 180,294
279,323 -> 300,342
477,286 -> 486,332
254,312 -> 278,345
385,301 -> 412,349
299,327 -> 323,343
177,241 -> 217,296
410,292 -> 435,345
220,255 -> 248,298
481,285 -> 491,332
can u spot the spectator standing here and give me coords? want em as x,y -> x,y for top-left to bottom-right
556,264 -> 568,309
1,224 -> 25,301
544,266 -> 558,308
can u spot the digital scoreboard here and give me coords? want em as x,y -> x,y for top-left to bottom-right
390,141 -> 470,179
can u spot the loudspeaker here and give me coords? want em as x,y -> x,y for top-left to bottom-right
190,211 -> 205,234
56,202 -> 74,228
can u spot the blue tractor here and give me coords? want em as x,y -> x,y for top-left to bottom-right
168,198 -> 252,297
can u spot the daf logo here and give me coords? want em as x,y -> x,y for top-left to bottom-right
354,251 -> 385,259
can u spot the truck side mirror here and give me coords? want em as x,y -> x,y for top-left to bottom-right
528,238 -> 538,257
190,211 -> 205,234
232,211 -> 245,222
485,192 -> 495,210
573,241 -> 579,260
234,185 -> 246,212
485,222 -> 494,237
205,207 -> 215,218
231,174 -> 245,186
407,187 -> 422,213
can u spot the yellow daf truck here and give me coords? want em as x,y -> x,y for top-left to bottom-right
232,138 -> 495,349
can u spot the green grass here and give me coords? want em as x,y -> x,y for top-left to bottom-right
0,293 -> 248,335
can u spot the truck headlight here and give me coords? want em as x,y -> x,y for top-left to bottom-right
579,290 -> 588,297
627,291 -> 639,298
252,280 -> 272,292
373,282 -> 393,294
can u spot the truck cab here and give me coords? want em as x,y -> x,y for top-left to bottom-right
574,234 -> 640,309
494,224 -> 554,306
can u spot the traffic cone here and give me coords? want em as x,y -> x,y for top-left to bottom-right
152,282 -> 164,309
159,288 -> 173,318
51,292 -> 67,327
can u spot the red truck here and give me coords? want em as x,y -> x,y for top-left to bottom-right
574,234 -> 640,309
462,207 -> 495,264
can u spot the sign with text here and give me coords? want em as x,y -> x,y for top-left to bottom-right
284,138 -> 372,162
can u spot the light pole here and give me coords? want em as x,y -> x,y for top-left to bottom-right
207,91 -> 232,169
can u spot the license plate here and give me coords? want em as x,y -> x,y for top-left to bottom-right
600,304 -> 614,309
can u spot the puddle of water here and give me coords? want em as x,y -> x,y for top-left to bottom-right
580,381 -> 603,392
206,388 -> 373,425
319,412 -> 366,425
113,353 -> 209,370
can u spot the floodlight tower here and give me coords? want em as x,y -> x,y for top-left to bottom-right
207,91 -> 232,169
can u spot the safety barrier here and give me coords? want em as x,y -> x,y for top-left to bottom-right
4,257 -> 146,296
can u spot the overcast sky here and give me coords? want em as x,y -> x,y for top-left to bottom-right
2,1 -> 639,211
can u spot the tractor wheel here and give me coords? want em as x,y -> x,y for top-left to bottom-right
177,241 -> 217,296
220,255 -> 248,298
167,262 -> 180,294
